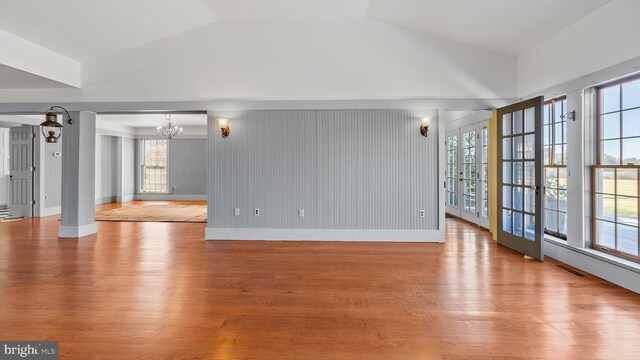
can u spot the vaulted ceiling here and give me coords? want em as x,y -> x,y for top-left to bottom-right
0,0 -> 610,61
0,0 -> 619,102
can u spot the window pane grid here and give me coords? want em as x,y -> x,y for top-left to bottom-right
141,139 -> 168,193
447,135 -> 458,208
463,131 -> 476,213
481,127 -> 489,218
543,97 -> 568,239
593,166 -> 640,259
501,108 -> 536,240
595,77 -> 640,262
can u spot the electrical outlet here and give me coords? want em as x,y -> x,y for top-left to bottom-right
44,194 -> 48,200
298,209 -> 304,217
234,208 -> 240,216
419,210 -> 425,218
254,208 -> 260,216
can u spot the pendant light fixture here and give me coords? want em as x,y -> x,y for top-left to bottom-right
156,114 -> 183,140
40,106 -> 73,143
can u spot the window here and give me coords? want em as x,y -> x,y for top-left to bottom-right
462,130 -> 476,213
594,76 -> 640,262
140,139 -> 168,193
481,126 -> 489,218
543,97 -> 568,239
447,134 -> 458,207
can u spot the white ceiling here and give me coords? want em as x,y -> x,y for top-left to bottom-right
0,0 -> 612,62
0,64 -> 74,89
0,0 -> 217,61
367,0 -> 611,54
207,0 -> 369,20
97,114 -> 207,128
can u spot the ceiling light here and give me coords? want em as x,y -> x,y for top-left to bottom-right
157,114 -> 183,140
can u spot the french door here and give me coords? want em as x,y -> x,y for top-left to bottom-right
445,130 -> 461,217
445,123 -> 490,228
497,97 -> 544,260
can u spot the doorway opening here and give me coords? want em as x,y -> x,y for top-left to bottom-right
445,112 -> 490,229
0,115 -> 42,220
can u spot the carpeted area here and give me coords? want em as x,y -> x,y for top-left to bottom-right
95,204 -> 207,223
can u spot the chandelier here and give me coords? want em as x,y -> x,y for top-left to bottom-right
156,114 -> 183,139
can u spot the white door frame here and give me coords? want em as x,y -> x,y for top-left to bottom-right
446,121 -> 490,228
9,126 -> 34,217
445,130 -> 461,217
0,128 -> 9,207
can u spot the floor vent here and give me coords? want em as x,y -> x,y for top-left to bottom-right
555,264 -> 587,278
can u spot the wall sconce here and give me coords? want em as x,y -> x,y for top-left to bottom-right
40,106 -> 73,143
560,110 -> 576,121
217,118 -> 230,138
420,117 -> 430,137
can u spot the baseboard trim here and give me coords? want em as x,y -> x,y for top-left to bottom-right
545,238 -> 640,294
59,223 -> 98,238
135,194 -> 206,201
40,206 -> 61,217
117,195 -> 136,203
95,196 -> 117,205
205,228 -> 444,242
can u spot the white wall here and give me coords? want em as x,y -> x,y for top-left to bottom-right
0,28 -> 80,88
517,0 -> 640,97
444,110 -> 492,133
0,19 -> 516,103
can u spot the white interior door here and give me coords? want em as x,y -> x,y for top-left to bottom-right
0,129 -> 8,207
9,126 -> 33,217
445,130 -> 461,217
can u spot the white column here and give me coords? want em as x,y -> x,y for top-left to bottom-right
115,136 -> 124,202
565,90 -> 586,248
59,111 -> 97,238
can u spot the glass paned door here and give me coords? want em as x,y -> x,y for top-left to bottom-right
445,131 -> 461,217
460,128 -> 477,223
445,123 -> 490,227
497,97 -> 544,260
477,125 -> 490,228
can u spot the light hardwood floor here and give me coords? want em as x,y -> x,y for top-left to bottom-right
0,201 -> 638,359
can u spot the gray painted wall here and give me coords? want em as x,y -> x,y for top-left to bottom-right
207,109 -> 439,231
168,139 -> 207,195
41,134 -> 124,211
43,140 -> 62,208
134,138 -> 207,198
95,134 -> 118,202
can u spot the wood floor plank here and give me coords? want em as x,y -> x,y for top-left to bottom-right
0,201 -> 638,359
